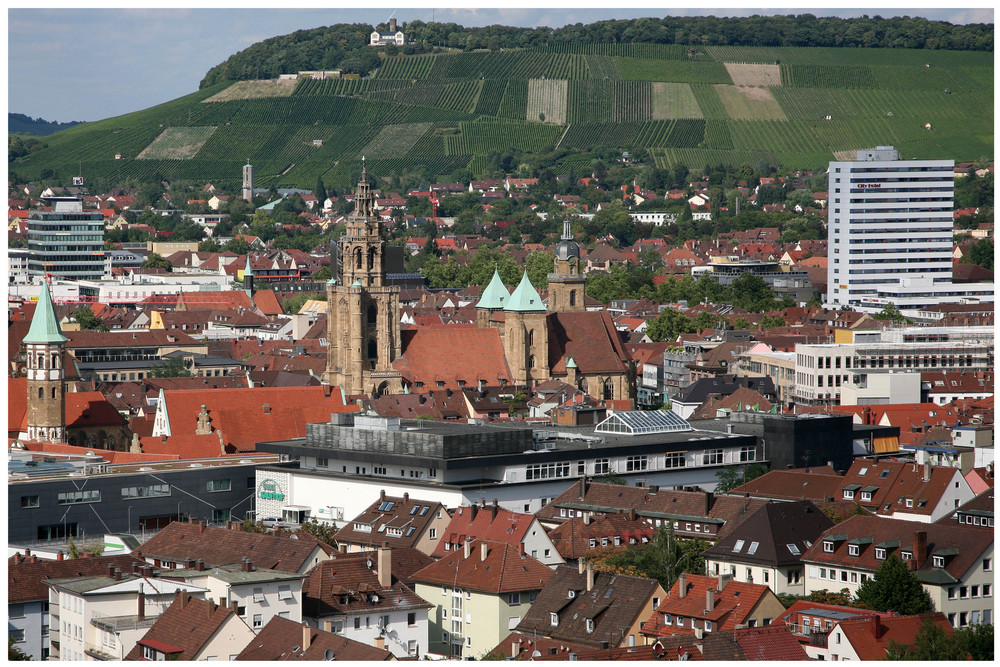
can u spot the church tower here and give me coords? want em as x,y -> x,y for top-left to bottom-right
503,270 -> 549,386
548,221 -> 585,312
242,253 -> 255,298
475,267 -> 509,328
242,161 -> 254,202
24,281 -> 67,443
324,162 -> 402,396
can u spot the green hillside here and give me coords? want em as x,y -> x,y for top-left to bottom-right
11,45 -> 993,191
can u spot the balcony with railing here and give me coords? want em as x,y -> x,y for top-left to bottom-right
90,611 -> 159,634
785,622 -> 829,647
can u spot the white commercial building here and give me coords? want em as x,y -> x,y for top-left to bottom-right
826,146 -> 993,311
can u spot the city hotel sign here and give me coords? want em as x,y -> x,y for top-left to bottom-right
257,478 -> 285,501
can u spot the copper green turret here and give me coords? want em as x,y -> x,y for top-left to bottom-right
23,281 -> 67,344
504,270 -> 545,312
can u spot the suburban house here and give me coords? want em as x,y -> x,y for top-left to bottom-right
302,548 -> 433,658
511,562 -> 667,650
334,491 -> 451,556
800,515 -> 994,628
826,612 -> 956,661
834,459 -> 974,523
640,573 -> 786,640
777,601 -> 895,661
236,614 -> 395,661
159,562 -> 308,631
546,511 -> 656,562
8,553 -> 143,660
432,502 -> 564,568
701,501 -> 834,597
46,565 -> 209,661
411,539 -> 554,659
124,592 -> 256,661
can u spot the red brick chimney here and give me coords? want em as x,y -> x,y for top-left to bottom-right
137,584 -> 146,622
912,531 -> 928,569
870,615 -> 882,639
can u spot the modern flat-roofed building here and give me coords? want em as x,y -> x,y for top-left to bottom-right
826,146 -> 993,311
28,197 -> 105,281
254,411 -> 761,526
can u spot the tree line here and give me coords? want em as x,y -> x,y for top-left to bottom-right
200,14 -> 992,87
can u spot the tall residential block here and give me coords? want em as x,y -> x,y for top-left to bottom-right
27,197 -> 105,281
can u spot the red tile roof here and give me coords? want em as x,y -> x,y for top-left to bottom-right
136,521 -> 334,572
8,553 -> 144,603
838,613 -> 954,661
125,593 -> 250,660
642,574 -> 776,636
412,540 -> 553,594
548,311 -> 630,375
431,504 -> 538,559
236,615 -> 393,661
176,291 -> 254,311
732,624 -> 809,660
395,326 -> 512,389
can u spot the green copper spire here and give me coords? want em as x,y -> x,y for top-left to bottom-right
476,268 -> 510,310
565,356 -> 577,369
504,270 -> 544,312
244,253 -> 253,276
23,281 -> 68,345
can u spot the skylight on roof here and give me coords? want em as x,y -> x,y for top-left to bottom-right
733,539 -> 745,553
377,501 -> 395,511
858,467 -> 868,476
594,409 -> 692,435
787,543 -> 801,555
747,541 -> 759,555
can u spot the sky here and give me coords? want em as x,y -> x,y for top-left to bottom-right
7,4 -> 995,123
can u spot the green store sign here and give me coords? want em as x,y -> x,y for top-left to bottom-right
258,478 -> 285,501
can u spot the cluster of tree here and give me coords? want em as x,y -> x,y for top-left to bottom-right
713,463 -> 769,493
417,248 -> 554,290
8,113 -> 84,136
961,238 -> 994,272
887,620 -> 993,661
8,134 -> 48,162
585,523 -> 710,590
202,15 -> 992,86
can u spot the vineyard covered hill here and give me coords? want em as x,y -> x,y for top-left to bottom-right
12,44 -> 993,191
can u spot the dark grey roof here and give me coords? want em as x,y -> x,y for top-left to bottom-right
701,501 -> 834,567
678,374 -> 777,404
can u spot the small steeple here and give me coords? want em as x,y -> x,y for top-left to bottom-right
562,220 -> 572,240
504,270 -> 545,312
476,267 -> 510,310
23,281 -> 67,345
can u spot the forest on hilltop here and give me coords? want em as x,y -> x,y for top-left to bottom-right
200,14 -> 993,86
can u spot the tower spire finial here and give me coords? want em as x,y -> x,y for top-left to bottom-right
562,220 -> 571,240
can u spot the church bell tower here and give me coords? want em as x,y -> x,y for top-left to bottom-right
324,161 -> 402,396
24,280 -> 67,443
548,221 -> 585,312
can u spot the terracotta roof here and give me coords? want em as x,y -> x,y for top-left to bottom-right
65,329 -> 201,349
835,459 -> 962,517
730,468 -> 845,503
236,615 -> 393,661
801,514 -> 993,582
641,574 -> 775,635
837,613 -> 954,661
547,513 -> 655,560
732,624 -> 809,660
492,632 -> 598,660
8,553 -> 143,603
125,593 -> 248,660
136,521 -> 334,573
65,391 -> 129,428
515,565 -> 663,647
431,504 -> 538,559
547,311 -> 630,375
158,385 -> 356,451
395,325 -> 511,390
253,289 -> 284,316
302,549 -> 433,619
413,539 -> 553,593
335,492 -> 447,551
176,291 -> 254,311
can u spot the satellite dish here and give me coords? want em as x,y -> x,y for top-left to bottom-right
324,649 -> 335,660
371,595 -> 379,603
653,641 -> 666,658
531,651 -> 542,658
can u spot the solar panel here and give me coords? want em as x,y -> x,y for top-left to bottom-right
595,409 -> 693,435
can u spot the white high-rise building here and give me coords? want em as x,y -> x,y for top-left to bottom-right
826,146 -> 992,311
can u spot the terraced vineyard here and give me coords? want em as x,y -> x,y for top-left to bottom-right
12,43 -> 992,190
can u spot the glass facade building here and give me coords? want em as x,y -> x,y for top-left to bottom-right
27,197 -> 105,281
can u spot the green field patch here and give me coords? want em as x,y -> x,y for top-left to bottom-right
655,148 -> 775,170
664,119 -> 706,148
535,43 -> 688,59
584,55 -> 621,79
651,82 -> 703,119
527,79 -> 569,124
444,51 -> 590,80
706,45 -> 994,67
560,121 -> 674,150
497,80 -> 528,120
715,85 -> 787,121
781,64 -> 876,88
615,58 -> 732,84
689,84 -> 728,119
201,79 -> 298,102
360,123 -> 434,159
375,53 -> 440,80
137,126 -> 218,160
568,81 -> 651,123
704,119 -> 734,149
869,65 -> 981,92
475,79 -> 508,116
444,120 -> 561,155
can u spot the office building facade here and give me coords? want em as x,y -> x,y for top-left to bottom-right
27,197 -> 105,281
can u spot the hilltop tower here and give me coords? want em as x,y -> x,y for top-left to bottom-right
242,161 -> 254,202
503,270 -> 549,386
548,220 -> 585,312
23,281 -> 67,443
324,163 -> 402,396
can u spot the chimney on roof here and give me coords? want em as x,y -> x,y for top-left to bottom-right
912,531 -> 928,569
481,542 -> 490,562
199,520 -> 206,535
470,504 -> 479,522
175,589 -> 186,608
195,558 -> 206,571
142,565 -> 153,578
380,489 -> 386,501
586,561 -> 595,592
226,521 -> 232,530
57,551 -> 64,561
583,512 -> 591,525
403,492 -> 409,503
578,559 -> 586,574
185,557 -> 196,569
108,563 -> 116,578
137,582 -> 146,621
323,620 -> 333,633
378,547 -> 391,589
243,557 -> 253,573
464,538 -> 472,560
679,572 -> 687,598
374,636 -> 386,651
718,573 -> 731,592
263,403 -> 271,415
302,625 -> 312,652
706,587 -> 715,613
923,462 -> 931,482
628,508 -> 637,521
114,568 -> 122,581
870,615 -> 882,640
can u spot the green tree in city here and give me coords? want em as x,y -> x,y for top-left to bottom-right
314,176 -> 328,207
714,463 -> 769,494
885,617 -> 972,660
964,238 -> 994,271
147,356 -> 193,378
8,637 -> 31,661
140,253 -> 172,272
855,553 -> 933,615
872,302 -> 910,323
645,308 -> 697,342
71,306 -> 109,332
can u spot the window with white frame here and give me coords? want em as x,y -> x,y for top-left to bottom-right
823,541 -> 834,553
626,455 -> 647,472
664,452 -> 686,468
594,458 -> 610,474
252,588 -> 264,602
278,585 -> 293,600
702,449 -> 723,465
